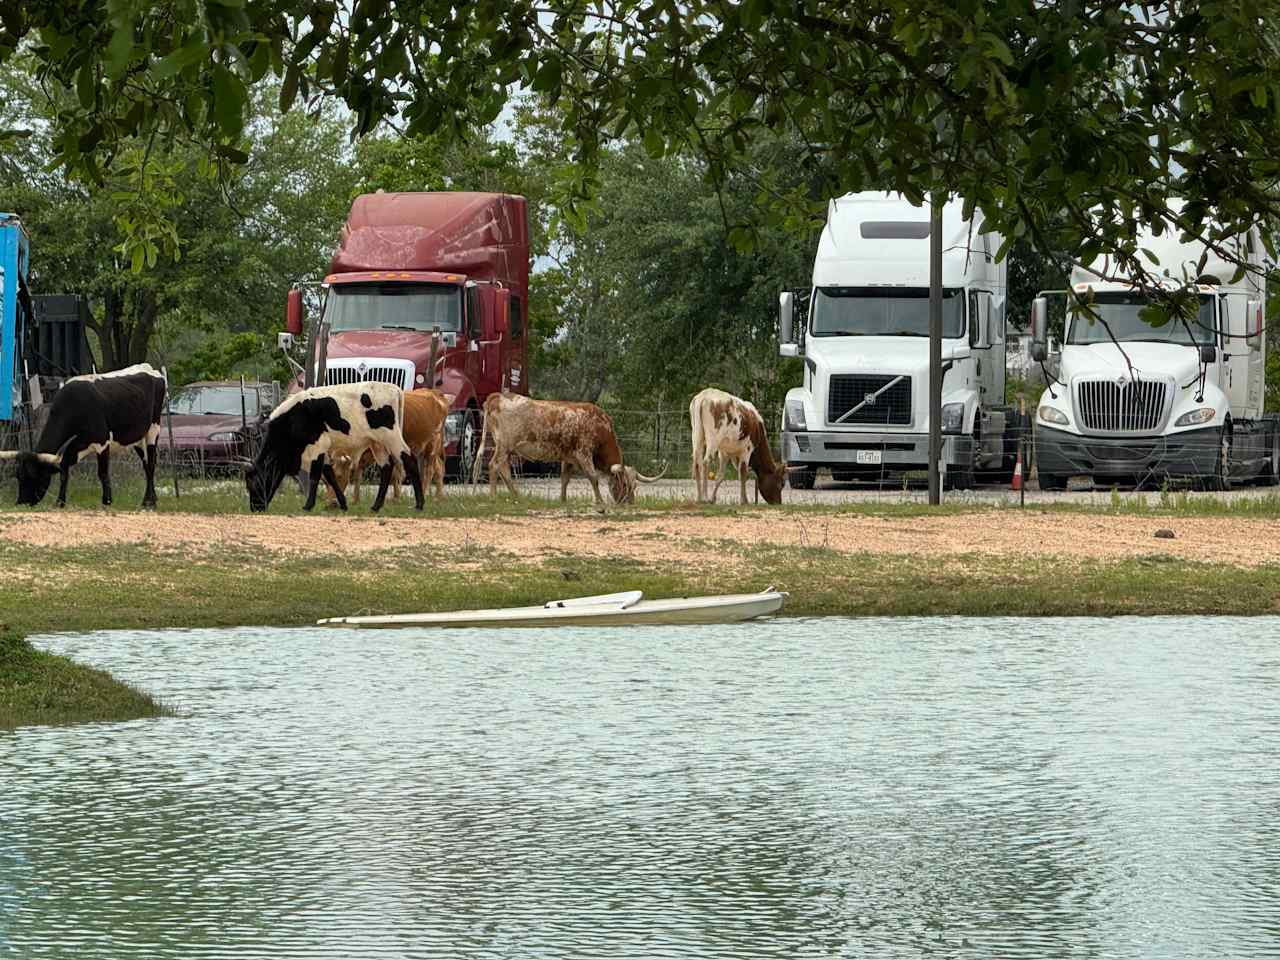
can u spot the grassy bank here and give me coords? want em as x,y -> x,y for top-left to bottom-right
0,627 -> 169,730
2,539 -> 1278,635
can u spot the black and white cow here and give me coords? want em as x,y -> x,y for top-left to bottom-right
0,363 -> 166,508
244,382 -> 423,512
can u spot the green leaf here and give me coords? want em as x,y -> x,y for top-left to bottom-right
76,62 -> 96,108
214,143 -> 250,163
211,64 -> 245,137
279,65 -> 300,113
153,39 -> 209,81
1138,304 -> 1169,328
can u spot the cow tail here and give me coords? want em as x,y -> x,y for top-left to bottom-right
471,404 -> 491,486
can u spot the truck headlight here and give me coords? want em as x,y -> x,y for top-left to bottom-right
207,431 -> 241,443
941,402 -> 965,434
1174,407 -> 1216,427
1038,405 -> 1069,426
444,411 -> 465,442
785,398 -> 807,432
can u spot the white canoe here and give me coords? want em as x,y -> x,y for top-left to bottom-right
316,588 -> 787,629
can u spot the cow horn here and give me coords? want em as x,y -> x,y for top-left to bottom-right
634,463 -> 668,483
610,464 -> 623,475
35,435 -> 76,466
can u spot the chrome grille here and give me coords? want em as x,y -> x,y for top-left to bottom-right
1076,378 -> 1169,433
326,365 -> 409,391
828,375 -> 912,426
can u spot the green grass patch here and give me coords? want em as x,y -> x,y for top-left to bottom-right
2,539 -> 1278,637
0,626 -> 170,730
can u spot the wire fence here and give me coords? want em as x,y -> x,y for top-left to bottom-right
2,394 -> 1274,498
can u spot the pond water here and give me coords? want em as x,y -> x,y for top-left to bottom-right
2,618 -> 1279,959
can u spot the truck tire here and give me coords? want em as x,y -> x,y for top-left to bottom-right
1196,424 -> 1232,492
1037,472 -> 1068,491
945,428 -> 977,490
1259,426 -> 1280,486
788,466 -> 816,490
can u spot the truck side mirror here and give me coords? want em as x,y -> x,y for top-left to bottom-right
1200,343 -> 1218,365
1247,299 -> 1262,351
286,288 -> 304,336
779,291 -> 794,343
1030,297 -> 1048,362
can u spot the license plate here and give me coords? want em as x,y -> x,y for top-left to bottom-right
855,450 -> 882,465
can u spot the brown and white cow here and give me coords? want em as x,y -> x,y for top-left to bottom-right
472,392 -> 666,507
330,388 -> 451,504
690,387 -> 785,505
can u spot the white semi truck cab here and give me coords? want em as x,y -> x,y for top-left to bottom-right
1031,216 -> 1279,490
777,192 -> 1018,489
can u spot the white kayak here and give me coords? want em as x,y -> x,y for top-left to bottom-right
316,588 -> 787,629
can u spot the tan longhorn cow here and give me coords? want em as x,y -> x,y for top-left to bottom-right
690,387 -> 786,505
473,392 -> 666,507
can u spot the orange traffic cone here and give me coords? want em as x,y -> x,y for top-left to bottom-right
1011,444 -> 1024,492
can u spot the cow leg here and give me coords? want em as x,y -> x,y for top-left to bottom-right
559,462 -> 575,501
575,454 -> 605,509
710,453 -> 727,504
97,449 -> 112,506
321,459 -> 348,511
303,456 -> 325,511
141,442 -> 159,509
370,460 -> 395,512
400,451 -> 424,510
739,457 -> 750,505
55,465 -> 71,508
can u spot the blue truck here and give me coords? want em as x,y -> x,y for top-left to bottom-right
0,212 -> 31,430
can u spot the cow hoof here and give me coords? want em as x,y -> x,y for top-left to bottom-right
56,500 -> 67,509
142,501 -> 156,511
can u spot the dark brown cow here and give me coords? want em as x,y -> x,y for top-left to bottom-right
690,387 -> 785,504
473,393 -> 666,507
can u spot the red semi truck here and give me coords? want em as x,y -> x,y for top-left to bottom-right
281,191 -> 530,478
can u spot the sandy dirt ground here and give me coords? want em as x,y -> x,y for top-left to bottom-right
2,506 -> 1278,568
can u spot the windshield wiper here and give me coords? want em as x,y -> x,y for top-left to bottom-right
379,324 -> 422,332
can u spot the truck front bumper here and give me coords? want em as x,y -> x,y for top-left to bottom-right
783,429 -> 972,471
1035,424 -> 1221,481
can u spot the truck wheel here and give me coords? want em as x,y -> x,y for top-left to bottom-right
1197,425 -> 1232,492
788,466 -> 816,490
1260,428 -> 1280,486
945,428 -> 977,490
458,409 -> 481,482
1037,472 -> 1068,491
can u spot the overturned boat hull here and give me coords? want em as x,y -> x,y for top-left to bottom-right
317,589 -> 786,629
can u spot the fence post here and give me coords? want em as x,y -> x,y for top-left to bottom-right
162,366 -> 180,498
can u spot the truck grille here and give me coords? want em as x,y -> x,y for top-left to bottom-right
1076,378 -> 1169,434
326,364 -> 410,391
828,375 -> 912,426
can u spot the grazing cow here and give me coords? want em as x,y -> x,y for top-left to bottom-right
330,389 -> 451,504
690,387 -> 786,505
473,392 -> 666,507
0,363 -> 166,508
244,382 -> 423,513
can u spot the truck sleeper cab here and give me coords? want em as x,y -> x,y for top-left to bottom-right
1031,212 -> 1278,491
778,192 -> 1017,489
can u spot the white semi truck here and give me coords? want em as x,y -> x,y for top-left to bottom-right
777,192 -> 1018,489
1031,213 -> 1279,489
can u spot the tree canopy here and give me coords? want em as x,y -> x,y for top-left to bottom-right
5,1 -> 1279,283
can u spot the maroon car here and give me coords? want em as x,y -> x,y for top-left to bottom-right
166,381 -> 278,469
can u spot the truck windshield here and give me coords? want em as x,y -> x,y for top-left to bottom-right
170,386 -> 262,416
811,287 -> 964,338
323,282 -> 462,333
1067,292 -> 1214,345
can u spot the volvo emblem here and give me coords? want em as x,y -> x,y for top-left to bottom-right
357,361 -> 368,375
864,393 -> 877,404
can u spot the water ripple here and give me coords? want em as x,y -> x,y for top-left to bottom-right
1,616 -> 1278,958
